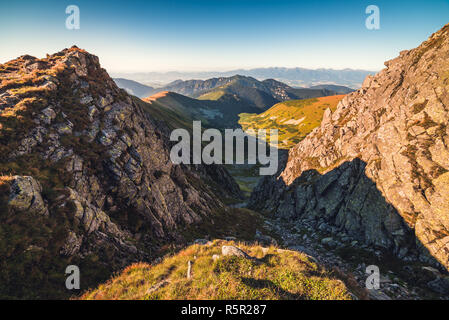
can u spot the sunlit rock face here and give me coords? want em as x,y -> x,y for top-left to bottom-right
0,46 -> 241,296
250,24 -> 449,269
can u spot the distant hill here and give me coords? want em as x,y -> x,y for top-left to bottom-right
239,95 -> 344,149
117,76 -> 352,129
111,67 -> 375,88
142,91 -> 260,129
160,75 -> 345,110
113,78 -> 156,97
309,84 -> 354,94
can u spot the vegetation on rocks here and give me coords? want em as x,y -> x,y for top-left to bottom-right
0,46 -> 243,299
250,23 -> 449,271
239,95 -> 344,149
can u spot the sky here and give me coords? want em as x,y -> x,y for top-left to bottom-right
1,0 -> 448,73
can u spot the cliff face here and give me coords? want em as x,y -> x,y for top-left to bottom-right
0,46 -> 241,298
250,24 -> 449,268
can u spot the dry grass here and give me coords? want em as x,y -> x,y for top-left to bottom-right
80,240 -> 352,300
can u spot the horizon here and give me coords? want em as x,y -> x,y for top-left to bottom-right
111,65 -> 379,75
1,0 -> 449,73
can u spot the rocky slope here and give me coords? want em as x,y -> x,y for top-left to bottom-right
0,46 -> 241,298
250,24 -> 449,270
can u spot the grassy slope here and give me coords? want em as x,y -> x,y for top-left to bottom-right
81,240 -> 352,300
143,91 -> 260,129
195,78 -> 278,110
197,90 -> 226,100
239,95 -> 344,149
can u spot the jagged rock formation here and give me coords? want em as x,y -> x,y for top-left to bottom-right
250,24 -> 449,269
0,46 -> 241,298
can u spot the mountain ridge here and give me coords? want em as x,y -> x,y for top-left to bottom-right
112,67 -> 375,89
249,23 -> 449,270
0,46 -> 243,298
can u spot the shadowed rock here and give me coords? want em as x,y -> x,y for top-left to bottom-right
250,23 -> 449,270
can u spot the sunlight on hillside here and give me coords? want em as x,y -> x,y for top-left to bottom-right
81,240 -> 352,300
239,95 -> 345,149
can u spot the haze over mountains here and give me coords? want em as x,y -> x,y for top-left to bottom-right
111,67 -> 375,89
2,20 -> 449,301
113,75 -> 353,129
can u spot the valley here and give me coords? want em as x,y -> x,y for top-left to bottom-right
1,22 -> 449,301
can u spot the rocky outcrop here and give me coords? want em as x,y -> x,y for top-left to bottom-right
8,176 -> 49,216
0,46 -> 242,297
250,24 -> 449,269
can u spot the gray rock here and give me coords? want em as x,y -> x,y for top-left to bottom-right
321,237 -> 336,248
427,277 -> 449,294
80,95 -> 93,105
368,289 -> 392,300
60,231 -> 83,256
222,246 -> 251,259
8,176 -> 48,216
194,239 -> 210,245
40,107 -> 57,125
421,266 -> 442,277
56,122 -> 73,135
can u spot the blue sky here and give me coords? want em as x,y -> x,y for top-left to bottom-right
1,0 -> 448,72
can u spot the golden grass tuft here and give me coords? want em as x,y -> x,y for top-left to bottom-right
80,240 -> 353,300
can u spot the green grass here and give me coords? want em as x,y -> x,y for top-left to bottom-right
239,95 -> 344,149
198,90 -> 226,100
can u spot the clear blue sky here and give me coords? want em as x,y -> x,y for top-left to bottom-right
1,0 -> 448,72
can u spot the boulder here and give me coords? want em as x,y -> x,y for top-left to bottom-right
8,176 -> 48,216
222,246 -> 251,259
194,239 -> 211,245
321,237 -> 336,248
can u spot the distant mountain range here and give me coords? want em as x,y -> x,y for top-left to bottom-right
141,91 -> 261,129
113,78 -> 156,97
111,67 -> 375,89
162,75 -> 350,106
113,75 -> 354,128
